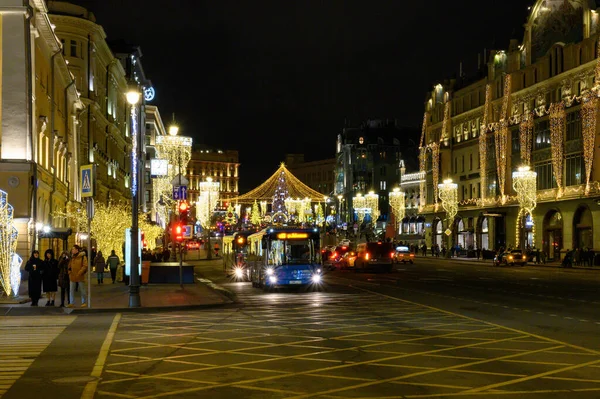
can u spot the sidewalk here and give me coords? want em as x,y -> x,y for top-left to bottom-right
1,267 -> 233,315
413,254 -> 600,271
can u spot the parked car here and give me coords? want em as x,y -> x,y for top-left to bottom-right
329,245 -> 352,263
354,242 -> 395,272
493,250 -> 527,266
393,246 -> 415,264
186,241 -> 200,250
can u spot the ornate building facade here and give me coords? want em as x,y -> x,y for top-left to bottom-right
186,148 -> 240,205
0,0 -> 83,257
419,0 -> 600,260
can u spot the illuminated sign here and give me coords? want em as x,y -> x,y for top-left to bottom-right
277,232 -> 308,239
150,159 -> 168,177
144,86 -> 155,102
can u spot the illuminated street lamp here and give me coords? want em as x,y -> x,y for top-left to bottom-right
127,88 -> 141,308
512,166 -> 537,249
389,188 -> 405,233
438,179 -> 458,256
197,177 -> 220,259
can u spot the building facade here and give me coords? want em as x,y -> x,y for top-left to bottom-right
419,0 -> 600,260
187,148 -> 240,205
0,0 -> 83,258
285,154 -> 335,196
335,119 -> 404,227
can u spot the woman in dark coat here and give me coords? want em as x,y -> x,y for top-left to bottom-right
57,251 -> 70,307
24,250 -> 43,306
42,249 -> 59,306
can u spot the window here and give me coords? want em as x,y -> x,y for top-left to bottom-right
461,155 -> 465,173
487,172 -> 498,197
535,161 -> 556,190
70,40 -> 77,57
534,120 -> 551,150
566,154 -> 583,186
511,128 -> 520,154
469,154 -> 473,171
566,111 -> 582,141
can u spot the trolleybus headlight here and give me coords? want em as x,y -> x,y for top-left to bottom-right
316,268 -> 321,274
234,268 -> 244,278
266,268 -> 274,276
269,276 -> 277,284
312,274 -> 322,284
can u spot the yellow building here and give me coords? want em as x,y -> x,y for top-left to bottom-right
0,0 -> 83,258
48,2 -> 132,210
419,0 -> 600,261
187,149 -> 240,205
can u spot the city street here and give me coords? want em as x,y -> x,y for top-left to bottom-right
3,258 -> 600,398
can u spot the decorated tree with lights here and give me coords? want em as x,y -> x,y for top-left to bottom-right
271,169 -> 289,223
139,218 -> 164,251
251,200 -> 261,226
0,190 -> 21,297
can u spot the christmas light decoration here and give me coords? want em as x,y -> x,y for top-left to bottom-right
353,193 -> 367,223
419,112 -> 428,147
260,201 -> 267,216
479,84 -> 491,205
494,74 -> 511,203
389,188 -> 406,230
228,163 -> 325,204
272,169 -> 289,224
581,92 -> 597,195
441,101 -> 451,141
315,203 -> 324,225
519,111 -> 534,165
0,190 -> 20,297
418,147 -> 427,210
196,177 -> 220,230
365,191 -> 379,221
234,204 -> 241,220
549,102 -> 565,197
512,166 -> 537,248
251,200 -> 261,226
438,179 -> 458,228
432,142 -> 440,207
139,219 -> 163,251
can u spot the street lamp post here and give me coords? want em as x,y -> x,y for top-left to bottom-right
438,179 -> 458,258
127,89 -> 141,308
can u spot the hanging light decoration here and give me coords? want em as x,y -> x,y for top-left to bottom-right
549,102 -> 565,197
479,84 -> 491,205
234,203 -> 241,220
418,112 -> 428,210
519,111 -> 534,166
494,74 -> 511,204
438,179 -> 458,228
432,142 -> 440,209
0,190 -> 20,297
259,200 -> 267,216
581,92 -> 597,195
512,166 -> 537,248
353,193 -> 367,223
365,191 -> 379,221
441,101 -> 451,142
389,188 -> 406,231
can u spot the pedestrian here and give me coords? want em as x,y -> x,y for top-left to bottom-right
67,245 -> 88,308
93,250 -> 106,284
41,249 -> 59,306
106,250 -> 120,283
57,251 -> 70,307
476,247 -> 481,260
24,250 -> 43,306
541,250 -> 546,264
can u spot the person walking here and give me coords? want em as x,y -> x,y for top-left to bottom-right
57,251 -> 70,307
67,245 -> 88,308
24,250 -> 43,306
106,250 -> 120,283
41,249 -> 59,306
93,250 -> 106,284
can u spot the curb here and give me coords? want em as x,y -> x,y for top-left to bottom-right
414,256 -> 600,271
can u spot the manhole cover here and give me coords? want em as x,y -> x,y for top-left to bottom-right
53,376 -> 97,384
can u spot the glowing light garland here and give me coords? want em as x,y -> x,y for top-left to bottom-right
581,92 -> 597,195
388,188 -> 406,230
431,143 -> 440,208
196,178 -> 220,230
0,190 -> 20,297
438,179 -> 458,226
353,193 -> 367,223
130,106 -> 138,196
441,101 -> 451,141
418,147 -> 427,210
365,191 -> 379,221
494,74 -> 511,203
519,111 -> 534,166
512,166 -> 537,248
479,84 -> 491,205
153,134 -> 192,226
251,200 -> 261,225
549,102 -> 565,197
260,201 -> 267,216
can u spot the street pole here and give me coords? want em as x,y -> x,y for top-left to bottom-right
86,198 -> 93,308
127,90 -> 141,308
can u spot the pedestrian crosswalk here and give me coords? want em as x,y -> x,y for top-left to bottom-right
0,316 -> 75,397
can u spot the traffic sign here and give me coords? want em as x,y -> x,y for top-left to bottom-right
172,185 -> 188,200
182,225 -> 193,239
80,164 -> 95,198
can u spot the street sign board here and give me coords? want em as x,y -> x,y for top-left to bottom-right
80,164 -> 95,198
172,185 -> 188,200
183,225 -> 193,239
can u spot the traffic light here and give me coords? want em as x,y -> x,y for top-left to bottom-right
172,223 -> 184,243
179,201 -> 189,224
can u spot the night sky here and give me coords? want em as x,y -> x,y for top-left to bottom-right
64,0 -> 531,192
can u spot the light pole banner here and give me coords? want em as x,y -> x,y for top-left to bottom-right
80,164 -> 95,198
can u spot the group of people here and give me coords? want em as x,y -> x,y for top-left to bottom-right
25,245 -> 122,307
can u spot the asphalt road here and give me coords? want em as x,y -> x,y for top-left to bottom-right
3,258 -> 600,399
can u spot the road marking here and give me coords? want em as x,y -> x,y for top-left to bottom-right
81,313 -> 121,399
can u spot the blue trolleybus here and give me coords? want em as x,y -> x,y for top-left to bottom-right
248,226 -> 323,290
